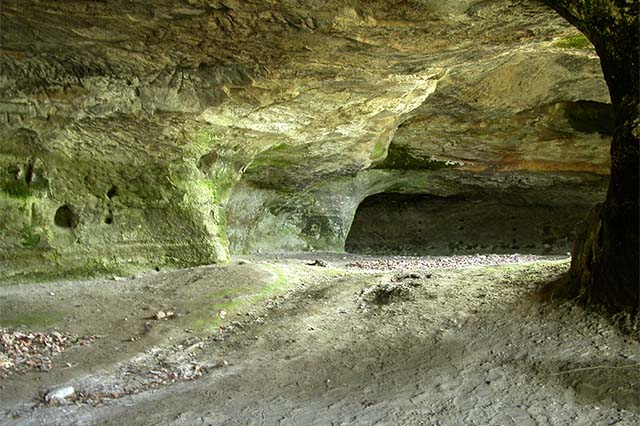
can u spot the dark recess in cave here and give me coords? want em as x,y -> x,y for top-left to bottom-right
565,100 -> 615,135
346,191 -> 599,256
107,185 -> 118,199
24,162 -> 34,185
54,204 -> 79,229
197,151 -> 218,174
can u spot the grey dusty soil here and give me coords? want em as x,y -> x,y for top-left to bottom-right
1,253 -> 639,426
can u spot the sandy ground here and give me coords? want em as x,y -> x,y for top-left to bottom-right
1,253 -> 639,425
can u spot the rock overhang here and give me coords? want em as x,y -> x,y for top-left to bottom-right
0,0 -> 612,279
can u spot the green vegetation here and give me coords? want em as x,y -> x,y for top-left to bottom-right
554,34 -> 593,50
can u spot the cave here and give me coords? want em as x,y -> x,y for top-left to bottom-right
0,1 -> 638,424
346,188 -> 603,256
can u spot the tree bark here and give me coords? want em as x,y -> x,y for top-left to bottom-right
542,0 -> 639,313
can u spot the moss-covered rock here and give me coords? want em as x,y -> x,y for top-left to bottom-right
554,34 -> 594,50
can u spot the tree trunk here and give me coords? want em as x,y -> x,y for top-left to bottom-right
543,0 -> 639,313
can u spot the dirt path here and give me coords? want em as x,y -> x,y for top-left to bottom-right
1,254 -> 639,425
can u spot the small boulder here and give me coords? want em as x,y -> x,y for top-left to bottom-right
45,386 -> 75,404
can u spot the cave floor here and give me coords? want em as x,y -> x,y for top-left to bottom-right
1,254 -> 639,426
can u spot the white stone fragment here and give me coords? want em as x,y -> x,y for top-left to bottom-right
45,386 -> 75,403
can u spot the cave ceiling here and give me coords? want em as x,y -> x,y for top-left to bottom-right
0,0 -> 612,277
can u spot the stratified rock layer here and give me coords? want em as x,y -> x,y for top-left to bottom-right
0,0 -> 611,280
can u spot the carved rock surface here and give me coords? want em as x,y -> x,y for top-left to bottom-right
0,0 -> 610,279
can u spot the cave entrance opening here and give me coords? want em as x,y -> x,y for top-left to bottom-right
345,188 -> 602,257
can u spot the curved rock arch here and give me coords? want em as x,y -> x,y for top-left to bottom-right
0,1 -> 636,315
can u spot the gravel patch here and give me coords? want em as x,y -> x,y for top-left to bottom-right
346,253 -> 567,271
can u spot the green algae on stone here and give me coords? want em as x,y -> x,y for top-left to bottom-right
370,138 -> 390,163
0,123 -> 246,282
1,180 -> 34,200
553,34 -> 594,50
20,230 -> 42,248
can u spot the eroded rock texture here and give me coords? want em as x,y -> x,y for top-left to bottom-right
346,179 -> 606,256
0,0 -> 614,281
